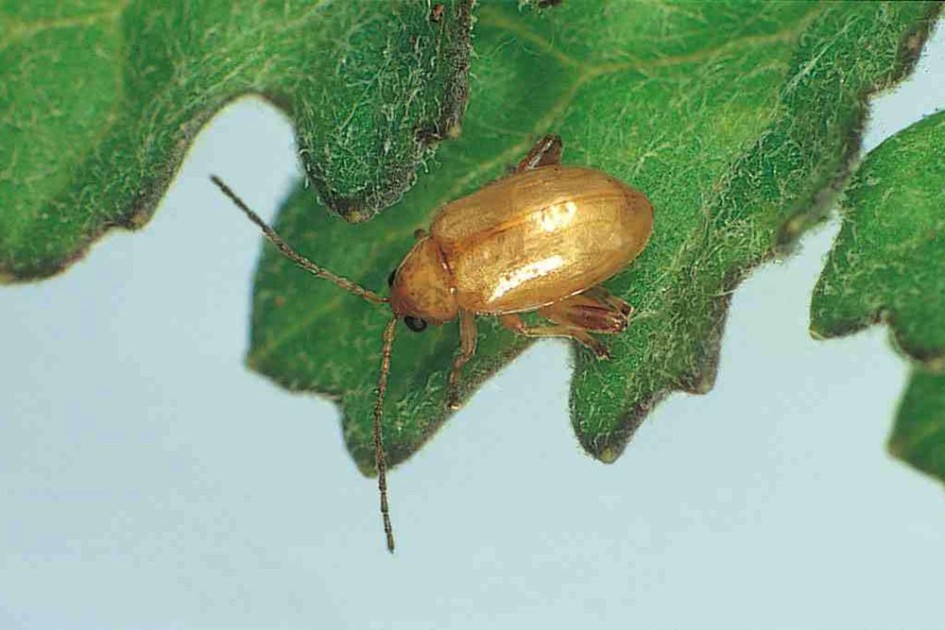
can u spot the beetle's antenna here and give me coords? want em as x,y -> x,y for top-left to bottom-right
375,315 -> 398,553
210,175 -> 388,305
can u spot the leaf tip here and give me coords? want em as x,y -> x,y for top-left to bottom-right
807,321 -> 829,341
355,457 -> 377,478
886,433 -> 906,460
335,199 -> 375,224
597,446 -> 620,465
689,369 -> 716,396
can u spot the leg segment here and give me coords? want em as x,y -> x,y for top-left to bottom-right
516,134 -> 563,172
446,310 -> 478,410
499,313 -> 611,359
541,286 -> 633,332
499,286 -> 635,359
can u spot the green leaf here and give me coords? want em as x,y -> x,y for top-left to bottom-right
0,0 -> 472,281
889,370 -> 945,483
248,1 -> 941,473
811,110 -> 945,483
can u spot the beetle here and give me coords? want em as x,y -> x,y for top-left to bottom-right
210,134 -> 653,553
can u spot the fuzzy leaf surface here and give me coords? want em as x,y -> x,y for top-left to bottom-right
0,0 -> 472,280
811,110 -> 945,483
248,1 -> 940,473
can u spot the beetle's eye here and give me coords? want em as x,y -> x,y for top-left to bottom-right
387,269 -> 397,287
404,316 -> 427,333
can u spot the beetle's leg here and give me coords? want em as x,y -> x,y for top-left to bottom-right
499,313 -> 611,359
542,287 -> 634,331
446,310 -> 478,410
516,134 -> 563,172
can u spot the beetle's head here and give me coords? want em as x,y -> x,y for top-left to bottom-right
387,236 -> 458,331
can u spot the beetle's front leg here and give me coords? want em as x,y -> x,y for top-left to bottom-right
516,134 -> 563,172
446,310 -> 478,410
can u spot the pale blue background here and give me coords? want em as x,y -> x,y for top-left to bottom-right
1,22 -> 944,630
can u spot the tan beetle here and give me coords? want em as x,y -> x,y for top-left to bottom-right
211,135 -> 653,552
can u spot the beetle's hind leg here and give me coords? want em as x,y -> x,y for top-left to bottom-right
499,287 -> 634,359
573,286 -> 634,320
540,286 -> 633,337
500,313 -> 610,359
516,134 -> 563,172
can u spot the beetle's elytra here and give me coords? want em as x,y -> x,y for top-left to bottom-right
211,134 -> 653,553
